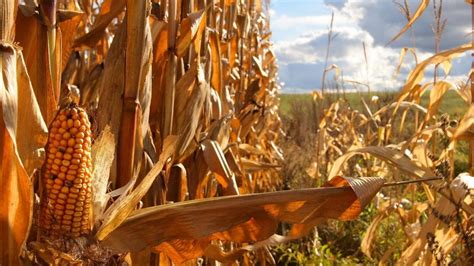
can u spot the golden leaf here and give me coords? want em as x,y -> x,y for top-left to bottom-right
387,0 -> 429,45
175,9 -> 207,58
100,176 -> 385,264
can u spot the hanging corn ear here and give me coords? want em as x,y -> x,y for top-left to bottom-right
39,104 -> 93,238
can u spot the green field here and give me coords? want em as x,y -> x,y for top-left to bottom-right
279,90 -> 468,119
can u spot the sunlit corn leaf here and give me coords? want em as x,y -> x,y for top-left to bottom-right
96,136 -> 178,240
152,21 -> 168,63
454,80 -> 471,105
393,47 -> 417,78
73,0 -> 126,48
201,139 -> 239,195
176,9 -> 207,58
239,143 -> 267,156
398,174 -> 474,264
95,20 -> 126,137
426,80 -> 454,121
0,43 -> 35,266
373,101 -> 427,117
238,104 -> 261,138
453,104 -> 474,140
397,43 -> 472,104
253,55 -> 268,78
386,0 -> 429,45
229,35 -> 238,70
412,143 -> 436,203
240,158 -> 280,173
57,10 -> 83,71
92,126 -> 115,223
209,29 -> 222,94
328,146 -> 436,179
16,6 -> 61,124
15,51 -> 49,174
174,65 -> 207,158
207,115 -> 232,149
100,176 -> 385,264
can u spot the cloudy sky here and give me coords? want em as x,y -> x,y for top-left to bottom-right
269,0 -> 472,93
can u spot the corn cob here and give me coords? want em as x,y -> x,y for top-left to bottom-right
40,105 -> 93,238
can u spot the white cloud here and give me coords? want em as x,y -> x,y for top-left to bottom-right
272,0 -> 471,92
269,8 -> 276,17
276,29 -> 408,91
343,0 -> 470,51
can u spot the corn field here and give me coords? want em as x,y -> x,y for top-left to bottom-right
0,0 -> 473,265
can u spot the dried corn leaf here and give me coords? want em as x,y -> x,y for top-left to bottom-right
96,136 -> 178,240
207,115 -> 231,149
229,35 -> 238,70
253,56 -> 268,78
426,80 -> 453,120
454,81 -> 471,105
398,174 -> 473,264
240,158 -> 280,172
58,11 -> 83,71
329,146 -> 435,179
176,9 -> 206,57
453,104 -> 474,140
398,43 -> 472,103
153,23 -> 168,63
92,126 -> 115,222
101,176 -> 385,264
209,30 -> 222,94
373,101 -> 427,117
174,65 -> 206,158
96,21 -> 126,136
0,44 -> 34,266
393,47 -> 417,78
73,0 -> 126,48
239,143 -> 267,156
201,139 -> 239,195
387,0 -> 429,45
15,49 -> 48,175
15,10 -> 60,123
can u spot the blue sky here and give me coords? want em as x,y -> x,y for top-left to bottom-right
270,0 -> 330,42
269,0 -> 472,93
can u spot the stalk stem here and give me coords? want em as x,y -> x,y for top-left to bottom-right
383,177 -> 443,187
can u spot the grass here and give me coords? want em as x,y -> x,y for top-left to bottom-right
280,90 -> 468,119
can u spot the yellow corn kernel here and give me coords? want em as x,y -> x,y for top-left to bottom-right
39,105 -> 93,238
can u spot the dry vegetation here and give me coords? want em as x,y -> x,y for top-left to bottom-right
0,0 -> 473,265
276,0 -> 474,263
279,92 -> 474,264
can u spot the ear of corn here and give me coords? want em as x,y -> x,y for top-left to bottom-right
39,105 -> 93,238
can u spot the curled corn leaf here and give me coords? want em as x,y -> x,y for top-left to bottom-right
101,176 -> 385,264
